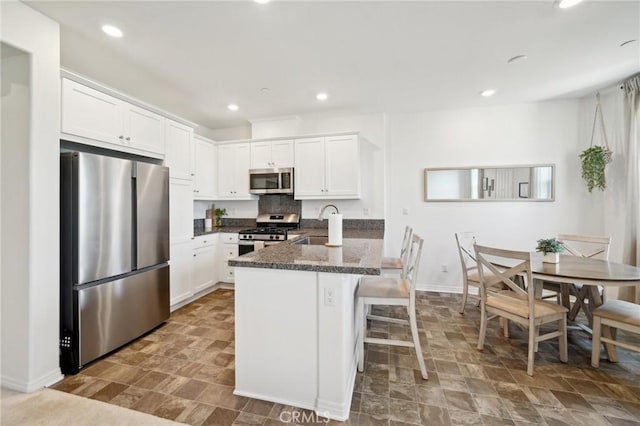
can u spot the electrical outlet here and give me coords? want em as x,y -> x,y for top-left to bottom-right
441,264 -> 448,273
363,208 -> 369,216
324,287 -> 336,306
402,208 -> 409,215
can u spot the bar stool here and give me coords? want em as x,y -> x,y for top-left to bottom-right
357,233 -> 428,380
381,226 -> 412,275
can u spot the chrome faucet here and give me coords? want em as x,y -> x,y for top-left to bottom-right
318,204 -> 339,221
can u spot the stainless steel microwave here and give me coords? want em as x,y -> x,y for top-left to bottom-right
249,168 -> 294,195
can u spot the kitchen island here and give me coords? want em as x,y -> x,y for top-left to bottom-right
228,236 -> 383,421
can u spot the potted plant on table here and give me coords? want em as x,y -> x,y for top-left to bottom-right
536,238 -> 564,264
214,208 -> 227,228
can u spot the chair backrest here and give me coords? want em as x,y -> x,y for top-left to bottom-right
474,244 -> 537,319
557,234 -> 611,260
455,232 -> 477,273
399,226 -> 413,277
405,233 -> 424,309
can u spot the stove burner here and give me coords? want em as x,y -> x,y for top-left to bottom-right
239,227 -> 288,235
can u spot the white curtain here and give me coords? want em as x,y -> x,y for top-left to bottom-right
622,75 -> 640,303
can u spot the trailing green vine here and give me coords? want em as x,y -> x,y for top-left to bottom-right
579,145 -> 612,192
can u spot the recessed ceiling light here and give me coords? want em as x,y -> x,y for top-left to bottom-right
254,0 -> 270,4
557,0 -> 583,9
621,39 -> 637,47
508,55 -> 528,64
480,89 -> 496,97
101,24 -> 123,38
227,104 -> 239,111
316,92 -> 329,101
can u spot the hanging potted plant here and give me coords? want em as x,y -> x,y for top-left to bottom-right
536,238 -> 564,264
580,93 -> 612,193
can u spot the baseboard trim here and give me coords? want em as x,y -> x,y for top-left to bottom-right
2,368 -> 63,393
233,389 -> 317,417
316,358 -> 358,421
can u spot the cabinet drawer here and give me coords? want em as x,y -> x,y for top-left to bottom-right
222,244 -> 239,259
220,233 -> 238,244
219,264 -> 235,283
193,235 -> 215,250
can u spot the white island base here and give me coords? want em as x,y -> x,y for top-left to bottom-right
234,267 -> 360,421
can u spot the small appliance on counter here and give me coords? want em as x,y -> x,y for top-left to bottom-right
238,213 -> 300,255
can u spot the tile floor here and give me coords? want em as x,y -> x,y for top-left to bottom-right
51,290 -> 640,425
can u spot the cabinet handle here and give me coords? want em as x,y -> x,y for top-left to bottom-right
203,240 -> 207,243
193,254 -> 196,257
191,173 -> 195,177
126,137 -> 131,141
118,135 -> 124,139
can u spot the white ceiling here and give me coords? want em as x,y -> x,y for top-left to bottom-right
27,1 -> 640,130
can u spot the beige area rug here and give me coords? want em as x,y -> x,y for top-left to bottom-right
1,387 -> 185,425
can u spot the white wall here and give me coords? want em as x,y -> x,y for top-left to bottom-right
386,100 -> 604,292
0,2 -> 62,391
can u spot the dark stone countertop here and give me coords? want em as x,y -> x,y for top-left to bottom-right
193,227 -> 247,237
228,235 -> 384,275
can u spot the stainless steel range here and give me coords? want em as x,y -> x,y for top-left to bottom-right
238,213 -> 300,255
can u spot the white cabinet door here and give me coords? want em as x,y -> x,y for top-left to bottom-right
219,242 -> 238,283
193,244 -> 216,293
234,143 -> 252,198
217,144 -> 236,198
250,142 -> 272,169
61,78 -> 123,144
324,135 -> 360,197
271,140 -> 294,168
165,120 -> 194,180
218,143 -> 254,200
170,240 -> 193,306
194,137 -> 216,199
250,140 -> 294,169
169,179 -> 193,243
123,104 -> 165,155
294,137 -> 325,198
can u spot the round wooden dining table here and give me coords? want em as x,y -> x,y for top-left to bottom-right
496,253 -> 640,362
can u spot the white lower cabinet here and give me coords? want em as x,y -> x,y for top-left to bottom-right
218,233 -> 238,283
192,236 -> 218,293
169,240 -> 193,306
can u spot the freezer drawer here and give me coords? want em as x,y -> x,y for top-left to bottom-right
136,161 -> 170,269
78,265 -> 169,366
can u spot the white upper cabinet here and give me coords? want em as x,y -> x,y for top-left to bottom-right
218,143 -> 255,200
122,104 -> 165,155
193,136 -> 216,200
62,78 -> 122,145
294,134 -> 360,200
165,119 -> 194,180
250,140 -> 294,169
61,77 -> 197,159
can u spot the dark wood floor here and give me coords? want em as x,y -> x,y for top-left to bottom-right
51,290 -> 640,425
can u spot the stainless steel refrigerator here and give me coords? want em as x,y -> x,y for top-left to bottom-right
60,152 -> 170,374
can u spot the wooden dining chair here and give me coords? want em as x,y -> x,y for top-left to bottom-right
357,233 -> 428,380
455,232 -> 501,314
474,244 -> 568,376
381,226 -> 412,276
542,234 -> 611,323
591,300 -> 640,367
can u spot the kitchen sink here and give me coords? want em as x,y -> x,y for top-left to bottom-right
293,236 -> 329,245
